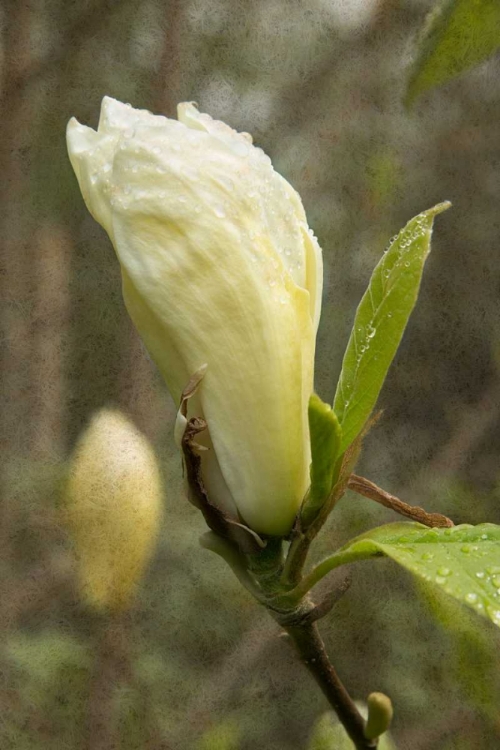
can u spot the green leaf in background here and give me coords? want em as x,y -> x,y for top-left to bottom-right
307,711 -> 397,750
196,719 -> 241,750
406,0 -> 500,106
333,202 -> 450,454
301,394 -> 342,525
347,523 -> 500,628
418,581 -> 500,725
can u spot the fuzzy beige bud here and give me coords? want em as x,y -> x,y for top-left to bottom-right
64,409 -> 163,612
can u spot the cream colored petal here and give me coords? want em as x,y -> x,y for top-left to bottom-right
113,203 -> 313,535
67,97 -> 322,535
176,102 -> 323,324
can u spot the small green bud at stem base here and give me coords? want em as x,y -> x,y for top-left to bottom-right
364,692 -> 394,740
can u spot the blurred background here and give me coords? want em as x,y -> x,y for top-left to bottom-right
1,0 -> 500,748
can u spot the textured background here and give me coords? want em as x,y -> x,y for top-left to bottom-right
1,1 -> 499,748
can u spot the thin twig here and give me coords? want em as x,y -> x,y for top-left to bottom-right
283,620 -> 377,750
348,474 -> 454,528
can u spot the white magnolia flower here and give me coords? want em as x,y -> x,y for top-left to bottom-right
67,97 -> 322,536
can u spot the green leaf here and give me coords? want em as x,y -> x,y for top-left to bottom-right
406,0 -> 500,106
302,394 -> 342,525
418,581 -> 500,724
292,523 -> 500,630
333,202 -> 450,453
346,523 -> 500,628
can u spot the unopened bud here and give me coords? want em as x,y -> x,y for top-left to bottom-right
364,692 -> 393,740
64,409 -> 163,612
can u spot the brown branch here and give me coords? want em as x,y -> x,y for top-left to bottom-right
284,620 -> 377,750
348,474 -> 454,528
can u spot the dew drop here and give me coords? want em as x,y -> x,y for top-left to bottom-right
232,141 -> 249,157
465,592 -> 478,604
487,607 -> 500,624
214,205 -> 226,218
421,552 -> 434,561
476,571 -> 485,579
437,567 -> 451,577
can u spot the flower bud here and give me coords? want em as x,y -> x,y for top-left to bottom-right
364,692 -> 394,741
67,97 -> 323,536
64,409 -> 163,611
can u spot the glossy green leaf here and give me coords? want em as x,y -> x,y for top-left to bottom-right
333,203 -> 450,453
293,523 -> 500,630
406,0 -> 500,105
301,394 -> 342,525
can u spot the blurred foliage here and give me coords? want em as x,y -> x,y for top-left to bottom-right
308,711 -> 397,750
418,580 -> 500,728
406,0 -> 500,105
1,0 -> 500,748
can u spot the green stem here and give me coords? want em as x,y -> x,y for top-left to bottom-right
278,546 -> 381,606
281,530 -> 311,586
200,532 -> 268,603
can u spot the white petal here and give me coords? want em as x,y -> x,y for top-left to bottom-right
67,97 -> 324,535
